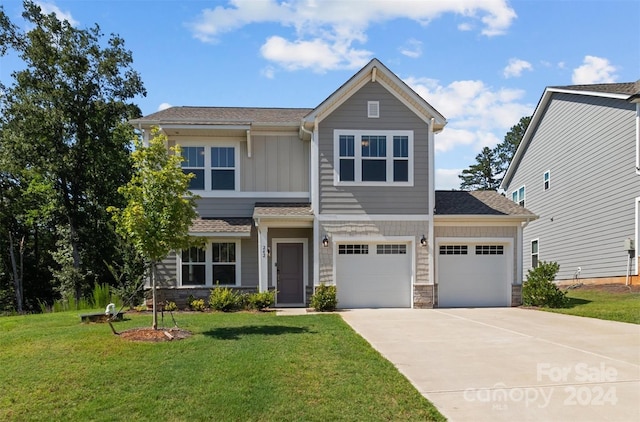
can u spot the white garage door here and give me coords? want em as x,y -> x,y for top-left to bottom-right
336,243 -> 412,308
437,242 -> 511,307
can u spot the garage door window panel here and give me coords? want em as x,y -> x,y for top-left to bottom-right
377,244 -> 407,254
476,245 -> 504,255
338,244 -> 369,255
440,245 -> 468,255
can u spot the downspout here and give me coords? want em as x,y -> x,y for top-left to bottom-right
300,119 -> 320,287
636,102 -> 640,176
428,118 -> 436,307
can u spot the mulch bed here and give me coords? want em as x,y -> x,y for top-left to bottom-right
118,327 -> 192,342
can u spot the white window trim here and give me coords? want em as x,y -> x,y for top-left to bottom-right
178,141 -> 240,193
333,129 -> 414,187
543,170 -> 550,191
177,239 -> 242,287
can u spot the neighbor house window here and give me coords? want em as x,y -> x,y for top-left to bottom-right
334,130 -> 414,186
181,147 -> 205,190
179,240 -> 240,287
531,239 -> 539,268
180,144 -> 238,193
512,185 -> 525,207
181,247 -> 206,285
543,171 -> 550,191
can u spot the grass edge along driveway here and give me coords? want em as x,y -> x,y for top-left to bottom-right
0,311 -> 445,422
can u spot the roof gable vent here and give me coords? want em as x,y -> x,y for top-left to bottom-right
368,101 -> 380,118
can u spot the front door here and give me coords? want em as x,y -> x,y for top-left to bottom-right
276,242 -> 304,304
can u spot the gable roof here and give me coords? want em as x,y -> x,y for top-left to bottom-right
435,190 -> 536,219
130,107 -> 312,128
500,81 -> 638,189
303,58 -> 446,132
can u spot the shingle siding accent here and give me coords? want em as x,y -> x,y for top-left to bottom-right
319,220 -> 429,285
318,81 -> 430,215
434,225 -> 519,284
506,93 -> 637,280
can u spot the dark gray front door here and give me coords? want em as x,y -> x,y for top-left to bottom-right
277,243 -> 304,304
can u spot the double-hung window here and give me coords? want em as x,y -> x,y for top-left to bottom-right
334,130 -> 413,186
180,144 -> 238,193
181,247 -> 206,285
211,147 -> 235,190
179,241 -> 240,287
181,147 -> 205,190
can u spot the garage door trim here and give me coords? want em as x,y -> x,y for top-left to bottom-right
332,235 -> 415,308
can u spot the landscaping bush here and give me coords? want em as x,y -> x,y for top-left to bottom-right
310,283 -> 337,312
164,301 -> 178,312
189,298 -> 206,312
522,261 -> 567,308
209,285 -> 242,312
248,290 -> 275,311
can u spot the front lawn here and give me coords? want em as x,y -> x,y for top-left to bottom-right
0,311 -> 444,421
542,284 -> 640,324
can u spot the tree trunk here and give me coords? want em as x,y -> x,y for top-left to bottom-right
151,261 -> 157,330
8,232 -> 23,313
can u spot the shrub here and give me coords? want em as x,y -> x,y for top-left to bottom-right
164,301 -> 178,312
248,290 -> 275,311
522,261 -> 567,308
189,298 -> 206,312
310,283 -> 337,312
209,285 -> 242,312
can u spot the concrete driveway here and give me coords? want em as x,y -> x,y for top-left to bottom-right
340,308 -> 640,422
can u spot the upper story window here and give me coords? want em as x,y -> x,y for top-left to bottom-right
334,130 -> 414,186
512,185 -> 525,207
543,170 -> 550,191
181,147 -> 205,190
180,144 -> 239,192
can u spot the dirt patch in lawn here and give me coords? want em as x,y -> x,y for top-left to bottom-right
564,283 -> 640,293
119,327 -> 192,342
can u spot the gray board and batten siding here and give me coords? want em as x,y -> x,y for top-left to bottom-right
505,92 -> 638,280
318,81 -> 430,215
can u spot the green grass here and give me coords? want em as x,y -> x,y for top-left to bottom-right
0,311 -> 444,422
541,288 -> 640,324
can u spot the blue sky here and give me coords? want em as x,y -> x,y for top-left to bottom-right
1,0 -> 638,189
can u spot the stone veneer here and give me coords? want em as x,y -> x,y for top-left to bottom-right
413,284 -> 436,308
511,284 -> 522,306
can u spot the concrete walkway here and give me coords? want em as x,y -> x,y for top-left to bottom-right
340,308 -> 640,422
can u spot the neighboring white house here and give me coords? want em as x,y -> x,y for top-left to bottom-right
502,81 -> 640,285
131,59 -> 536,308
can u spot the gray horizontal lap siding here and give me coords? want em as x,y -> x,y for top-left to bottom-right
319,81 -> 430,215
196,197 -> 309,218
506,93 -> 637,280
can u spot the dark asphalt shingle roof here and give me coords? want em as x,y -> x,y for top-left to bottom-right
131,107 -> 313,125
190,218 -> 253,234
435,190 -> 536,217
253,203 -> 313,218
550,82 -> 639,96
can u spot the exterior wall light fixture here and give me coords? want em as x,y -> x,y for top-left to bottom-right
420,235 -> 427,246
322,235 -> 329,247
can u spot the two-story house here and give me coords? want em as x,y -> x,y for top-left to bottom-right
502,81 -> 640,285
131,59 -> 536,308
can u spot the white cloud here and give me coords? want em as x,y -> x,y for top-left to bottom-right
435,168 -> 463,190
158,102 -> 172,111
188,0 -> 517,72
405,76 -> 533,154
503,58 -> 532,78
36,1 -> 78,26
399,39 -> 423,59
458,22 -> 473,31
572,55 -> 618,84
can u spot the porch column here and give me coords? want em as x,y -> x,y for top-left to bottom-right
257,224 -> 269,292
